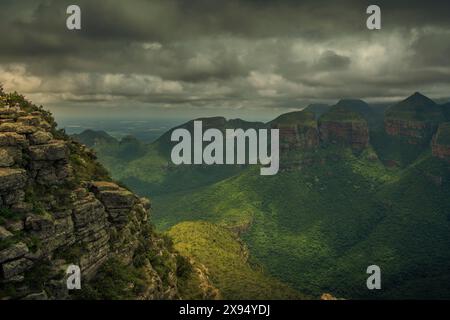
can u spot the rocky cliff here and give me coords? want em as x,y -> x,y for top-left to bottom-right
432,122 -> 450,162
269,111 -> 319,152
318,106 -> 369,151
0,90 -> 214,300
268,111 -> 320,170
384,92 -> 444,144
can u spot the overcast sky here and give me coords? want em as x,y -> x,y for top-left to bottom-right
0,0 -> 449,120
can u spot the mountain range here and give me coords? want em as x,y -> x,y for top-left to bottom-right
0,90 -> 310,300
70,92 -> 450,299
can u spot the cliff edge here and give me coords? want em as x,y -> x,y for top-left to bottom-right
0,89 -> 217,300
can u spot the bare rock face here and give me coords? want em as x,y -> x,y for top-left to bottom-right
0,132 -> 27,147
0,168 -> 27,191
385,119 -> 436,144
432,122 -> 450,162
318,106 -> 369,151
0,92 -> 186,300
269,111 -> 321,171
0,226 -> 13,240
29,141 -> 67,161
270,111 -> 320,152
0,146 -> 22,167
29,131 -> 53,145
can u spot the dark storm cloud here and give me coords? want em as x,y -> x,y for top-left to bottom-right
0,0 -> 449,117
315,51 -> 351,71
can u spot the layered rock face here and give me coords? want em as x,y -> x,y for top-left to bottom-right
270,111 -> 320,152
432,123 -> 450,162
269,111 -> 320,170
0,93 -> 187,300
385,119 -> 436,143
385,92 -> 444,144
318,106 -> 369,151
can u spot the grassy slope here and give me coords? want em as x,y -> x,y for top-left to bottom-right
167,221 -> 307,299
95,143 -> 243,197
155,147 -> 450,299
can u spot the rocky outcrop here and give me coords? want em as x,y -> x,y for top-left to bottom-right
385,92 -> 444,144
269,111 -> 320,152
269,111 -> 320,170
385,119 -> 436,143
318,106 -> 369,151
0,91 -> 200,300
432,122 -> 450,162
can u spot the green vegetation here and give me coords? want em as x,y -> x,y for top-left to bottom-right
270,111 -> 317,127
72,121 -> 247,197
154,145 -> 450,299
75,258 -> 151,300
370,130 -> 429,167
303,104 -> 330,119
168,221 -> 306,299
0,89 -> 62,137
68,141 -> 110,183
75,93 -> 450,299
0,207 -> 19,225
71,129 -> 118,148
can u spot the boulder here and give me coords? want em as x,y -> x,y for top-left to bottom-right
0,147 -> 15,167
0,122 -> 17,132
96,189 -> 135,209
15,125 -> 38,134
0,121 -> 37,134
321,293 -> 339,300
0,146 -> 21,167
17,116 -> 41,126
29,131 -> 53,145
90,181 -> 136,209
90,181 -> 121,192
0,132 -> 27,146
22,291 -> 48,300
140,197 -> 151,210
1,258 -> 33,279
0,108 -> 22,120
0,242 -> 29,264
10,202 -> 33,214
4,189 -> 25,206
4,220 -> 24,232
25,214 -> 55,239
29,141 -> 67,161
0,225 -> 13,240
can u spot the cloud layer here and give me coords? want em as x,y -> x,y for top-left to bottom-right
0,0 -> 449,119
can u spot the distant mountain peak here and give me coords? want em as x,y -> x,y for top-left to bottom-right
329,98 -> 373,120
303,104 -> 330,119
385,91 -> 443,122
72,129 -> 118,147
269,110 -> 316,126
405,92 -> 436,105
336,98 -> 368,106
